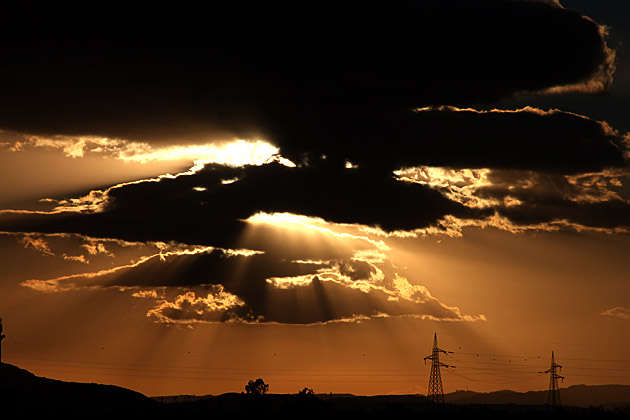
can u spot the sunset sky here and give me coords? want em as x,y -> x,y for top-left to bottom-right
1,1 -> 629,397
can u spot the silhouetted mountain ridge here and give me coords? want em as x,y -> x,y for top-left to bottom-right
445,384 -> 630,408
0,362 -> 157,413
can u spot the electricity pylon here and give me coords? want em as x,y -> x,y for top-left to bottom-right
423,333 -> 453,403
543,351 -> 564,410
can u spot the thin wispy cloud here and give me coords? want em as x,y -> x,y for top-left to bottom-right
601,307 -> 630,320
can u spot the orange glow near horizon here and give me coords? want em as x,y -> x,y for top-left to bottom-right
1,226 -> 630,397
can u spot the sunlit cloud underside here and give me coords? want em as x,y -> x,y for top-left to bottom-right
10,218 -> 485,325
3,132 -> 295,166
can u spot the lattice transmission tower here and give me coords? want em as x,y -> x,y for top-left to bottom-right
423,333 -> 453,403
543,351 -> 564,410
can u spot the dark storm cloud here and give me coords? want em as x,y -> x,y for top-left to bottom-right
272,107 -> 629,173
475,169 -> 629,206
0,1 -> 625,246
497,198 -> 630,230
0,162 -> 485,241
0,1 -> 614,142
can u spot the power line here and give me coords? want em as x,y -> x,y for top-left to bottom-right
2,367 -> 441,384
437,332 -> 630,350
445,370 -> 545,391
7,339 -> 630,363
2,355 -> 428,374
6,353 -> 630,380
453,351 -> 630,364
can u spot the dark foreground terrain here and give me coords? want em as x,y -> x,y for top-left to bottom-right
1,363 -> 629,418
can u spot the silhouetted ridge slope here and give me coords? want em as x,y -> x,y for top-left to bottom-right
0,363 -> 157,412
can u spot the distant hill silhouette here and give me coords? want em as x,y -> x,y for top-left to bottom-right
445,385 -> 630,409
156,391 -> 630,418
154,386 -> 630,411
0,362 -> 158,413
157,392 -> 439,416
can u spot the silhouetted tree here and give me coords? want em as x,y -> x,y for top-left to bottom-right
298,387 -> 314,396
245,378 -> 269,395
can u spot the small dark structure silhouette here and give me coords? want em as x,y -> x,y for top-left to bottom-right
0,318 -> 5,384
543,351 -> 564,410
423,333 -> 453,404
297,387 -> 314,396
245,378 -> 269,395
